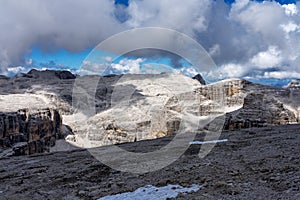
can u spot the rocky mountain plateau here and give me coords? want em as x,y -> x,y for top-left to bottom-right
0,70 -> 299,199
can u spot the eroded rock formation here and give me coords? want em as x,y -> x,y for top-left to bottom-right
0,109 -> 62,155
68,76 -> 250,148
224,92 -> 298,130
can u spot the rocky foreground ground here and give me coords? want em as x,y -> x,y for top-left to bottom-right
0,124 -> 299,200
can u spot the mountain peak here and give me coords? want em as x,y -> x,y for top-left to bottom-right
192,74 -> 206,85
286,80 -> 300,88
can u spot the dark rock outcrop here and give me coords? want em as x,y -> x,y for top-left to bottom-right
0,109 -> 62,155
192,74 -> 206,85
224,93 -> 298,130
0,75 -> 9,80
27,69 -> 76,79
55,70 -> 77,79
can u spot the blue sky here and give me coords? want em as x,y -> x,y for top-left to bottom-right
1,0 -> 300,87
26,48 -> 90,71
115,0 -> 298,6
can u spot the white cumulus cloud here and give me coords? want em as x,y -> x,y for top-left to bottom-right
264,71 -> 300,79
250,46 -> 283,69
283,3 -> 298,16
110,58 -> 145,74
7,66 -> 26,74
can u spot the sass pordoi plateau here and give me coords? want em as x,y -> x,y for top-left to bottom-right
0,69 -> 299,199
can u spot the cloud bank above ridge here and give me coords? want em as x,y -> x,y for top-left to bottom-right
1,0 -> 300,80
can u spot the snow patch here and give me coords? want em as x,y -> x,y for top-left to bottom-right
98,184 -> 200,200
190,139 -> 228,145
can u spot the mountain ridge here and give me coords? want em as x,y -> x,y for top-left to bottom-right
0,69 -> 299,152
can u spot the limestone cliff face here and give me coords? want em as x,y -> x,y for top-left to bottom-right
49,74 -> 299,148
0,109 -> 62,155
68,76 -> 249,148
195,79 -> 247,115
221,79 -> 300,130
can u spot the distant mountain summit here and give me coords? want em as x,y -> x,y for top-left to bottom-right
192,74 -> 206,85
27,69 -> 76,79
286,80 -> 300,88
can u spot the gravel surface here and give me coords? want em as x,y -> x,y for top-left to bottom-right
0,125 -> 299,200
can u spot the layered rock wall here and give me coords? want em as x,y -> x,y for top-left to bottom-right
0,109 -> 62,155
224,93 -> 298,130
